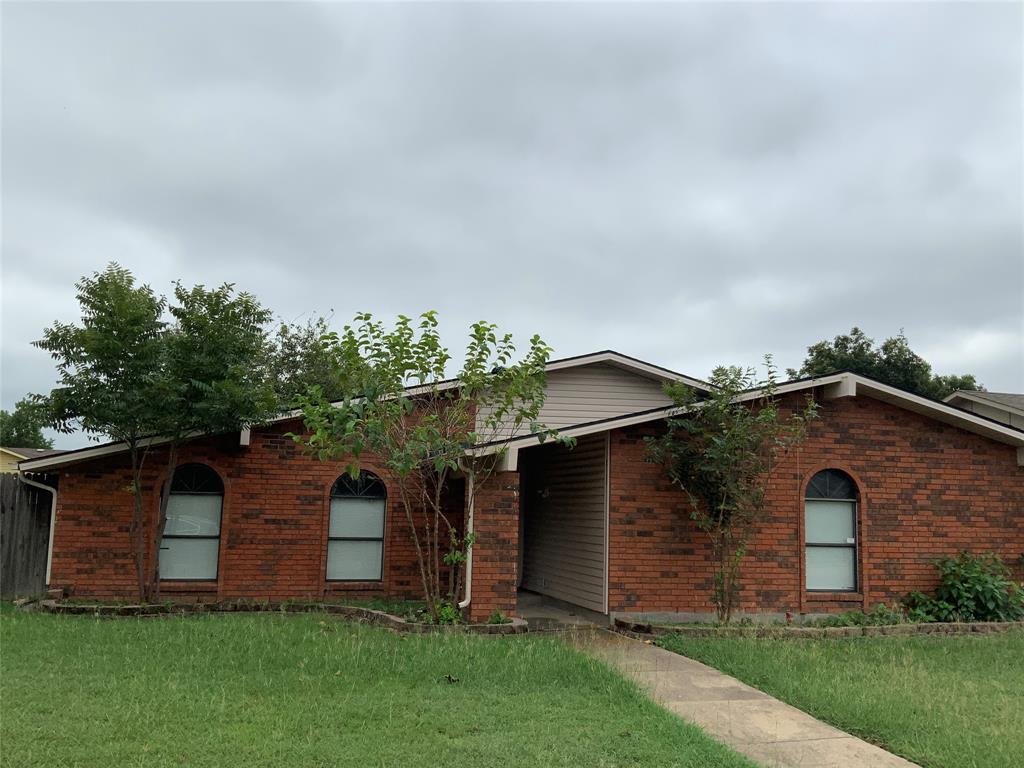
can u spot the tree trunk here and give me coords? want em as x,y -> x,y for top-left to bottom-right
128,446 -> 147,603
148,443 -> 179,603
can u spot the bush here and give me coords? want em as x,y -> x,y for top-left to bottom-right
809,603 -> 907,628
486,610 -> 512,625
904,552 -> 1024,623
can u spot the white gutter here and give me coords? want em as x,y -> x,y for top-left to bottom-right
18,470 -> 58,586
458,470 -> 474,611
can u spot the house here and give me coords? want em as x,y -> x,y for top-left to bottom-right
944,390 -> 1024,430
19,351 -> 1024,623
1,447 -> 66,473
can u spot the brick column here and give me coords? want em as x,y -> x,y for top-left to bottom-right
467,470 -> 519,623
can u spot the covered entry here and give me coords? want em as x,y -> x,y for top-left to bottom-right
518,433 -> 608,614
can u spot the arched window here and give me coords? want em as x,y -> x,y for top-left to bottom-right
805,469 -> 857,592
328,471 -> 386,581
160,463 -> 223,581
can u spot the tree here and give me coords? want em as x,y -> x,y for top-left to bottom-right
36,264 -> 278,602
789,327 -> 982,400
293,312 -> 559,623
647,359 -> 817,623
36,264 -> 167,599
0,398 -> 54,449
268,315 -> 352,405
149,282 -> 278,598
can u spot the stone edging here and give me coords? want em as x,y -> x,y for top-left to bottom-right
614,617 -> 1024,639
22,599 -> 528,635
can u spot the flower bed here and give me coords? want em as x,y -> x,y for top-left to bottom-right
23,599 -> 528,634
614,617 -> 1024,639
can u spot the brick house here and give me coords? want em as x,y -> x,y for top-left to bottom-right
19,351 -> 1024,623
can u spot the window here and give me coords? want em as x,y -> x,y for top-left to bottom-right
160,463 -> 223,581
804,469 -> 857,591
328,471 -> 386,581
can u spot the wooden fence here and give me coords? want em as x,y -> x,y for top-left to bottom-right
0,474 -> 53,599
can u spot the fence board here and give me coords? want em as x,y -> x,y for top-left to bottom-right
0,474 -> 52,598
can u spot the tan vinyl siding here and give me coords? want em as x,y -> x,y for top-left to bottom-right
477,363 -> 674,440
520,433 -> 607,613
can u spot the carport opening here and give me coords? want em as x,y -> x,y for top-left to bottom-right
516,433 -> 609,616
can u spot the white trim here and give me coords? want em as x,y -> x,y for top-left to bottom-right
544,351 -> 710,390
479,372 -> 1024,454
944,390 -> 1024,419
18,471 -> 58,585
603,430 -> 610,615
20,350 -> 708,472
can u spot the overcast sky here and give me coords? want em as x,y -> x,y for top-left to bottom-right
2,1 -> 1022,448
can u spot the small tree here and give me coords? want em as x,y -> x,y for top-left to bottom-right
149,282 -> 278,598
36,265 -> 277,602
35,264 -> 167,599
268,316 -> 352,405
647,359 -> 817,623
0,398 -> 55,449
294,312 -> 557,622
790,327 -> 981,400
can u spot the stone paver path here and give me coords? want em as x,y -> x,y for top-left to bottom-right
571,630 -> 918,768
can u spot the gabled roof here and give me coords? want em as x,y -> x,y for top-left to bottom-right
944,390 -> 1024,417
17,350 -> 708,472
480,372 -> 1024,465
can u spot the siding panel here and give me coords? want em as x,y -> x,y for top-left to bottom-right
521,434 -> 607,612
477,363 -> 674,440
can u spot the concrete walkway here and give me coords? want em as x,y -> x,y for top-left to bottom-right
571,630 -> 918,768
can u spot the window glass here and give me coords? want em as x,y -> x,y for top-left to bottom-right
165,495 -> 222,536
160,538 -> 220,580
329,497 -> 386,539
327,540 -> 384,581
805,500 -> 855,544
806,547 -> 856,591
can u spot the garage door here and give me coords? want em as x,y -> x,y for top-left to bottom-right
520,433 -> 607,613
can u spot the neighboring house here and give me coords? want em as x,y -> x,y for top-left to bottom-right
19,351 -> 1024,623
1,447 -> 67,473
944,390 -> 1024,430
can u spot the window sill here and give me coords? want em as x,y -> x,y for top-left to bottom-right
325,581 -> 385,590
805,591 -> 862,602
160,581 -> 218,592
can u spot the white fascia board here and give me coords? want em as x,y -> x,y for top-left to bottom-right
18,430 -> 206,472
944,390 -> 1024,419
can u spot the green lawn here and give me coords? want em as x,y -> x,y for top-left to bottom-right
0,608 -> 753,768
658,630 -> 1024,768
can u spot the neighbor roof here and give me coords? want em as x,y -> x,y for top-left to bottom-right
944,390 -> 1024,416
3,446 -> 68,461
16,350 -> 708,472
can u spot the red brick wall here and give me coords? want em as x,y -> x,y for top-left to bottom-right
49,419 -> 463,604
608,393 -> 1024,617
466,471 -> 520,622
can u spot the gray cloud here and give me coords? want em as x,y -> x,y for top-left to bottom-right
2,1 -> 1021,447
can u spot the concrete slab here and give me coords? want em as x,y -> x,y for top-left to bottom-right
571,630 -> 919,768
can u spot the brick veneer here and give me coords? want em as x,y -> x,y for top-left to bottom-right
49,392 -> 1024,620
466,471 -> 520,622
608,393 -> 1024,618
49,419 -> 462,604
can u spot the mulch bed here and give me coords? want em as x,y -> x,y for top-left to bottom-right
615,617 -> 1024,639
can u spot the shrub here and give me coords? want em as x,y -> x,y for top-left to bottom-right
486,610 -> 512,625
904,552 -> 1024,623
810,603 -> 907,628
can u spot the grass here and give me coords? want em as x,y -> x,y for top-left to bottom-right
658,630 -> 1024,768
0,607 -> 753,768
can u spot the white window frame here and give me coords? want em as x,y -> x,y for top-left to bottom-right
160,464 -> 223,582
327,473 -> 386,582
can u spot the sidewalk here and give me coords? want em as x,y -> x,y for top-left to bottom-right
571,630 -> 918,768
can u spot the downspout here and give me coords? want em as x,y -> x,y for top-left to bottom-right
18,470 -> 58,586
458,470 -> 474,610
